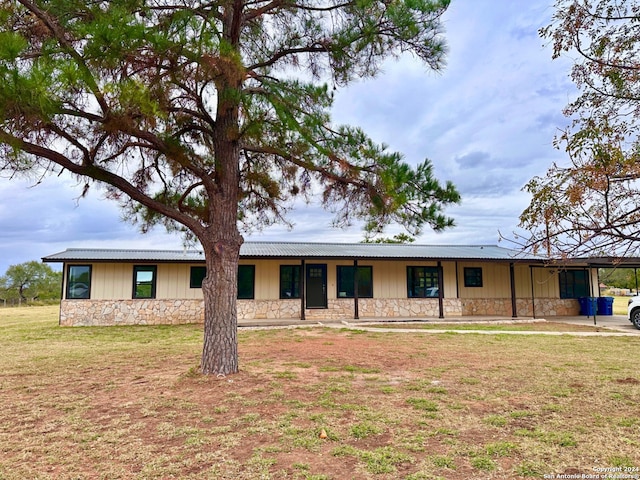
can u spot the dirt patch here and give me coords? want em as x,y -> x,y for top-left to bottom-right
615,377 -> 640,385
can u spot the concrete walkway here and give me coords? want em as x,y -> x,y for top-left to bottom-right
238,314 -> 640,336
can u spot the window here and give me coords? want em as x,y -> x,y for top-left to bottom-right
133,265 -> 157,299
464,267 -> 483,287
280,265 -> 301,299
337,266 -> 373,298
407,266 -> 439,298
190,266 -> 206,288
67,265 -> 91,299
238,265 -> 255,299
189,265 -> 255,299
559,269 -> 589,299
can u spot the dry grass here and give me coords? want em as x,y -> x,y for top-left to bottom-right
362,321 -> 617,332
1,305 -> 639,479
613,296 -> 631,315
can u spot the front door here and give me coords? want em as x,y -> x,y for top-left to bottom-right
306,264 -> 327,308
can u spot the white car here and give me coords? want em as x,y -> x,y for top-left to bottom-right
627,296 -> 640,330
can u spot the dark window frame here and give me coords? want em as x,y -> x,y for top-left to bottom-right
66,264 -> 92,299
132,265 -> 157,299
464,267 -> 483,287
237,265 -> 255,300
559,269 -> 589,299
336,265 -> 373,298
190,266 -> 206,288
279,265 -> 301,299
407,266 -> 439,298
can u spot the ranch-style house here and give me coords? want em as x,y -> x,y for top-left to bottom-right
42,242 -> 604,327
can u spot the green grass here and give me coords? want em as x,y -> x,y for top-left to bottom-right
1,305 -> 639,479
406,397 -> 439,412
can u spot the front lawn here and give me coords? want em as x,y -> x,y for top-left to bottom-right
1,305 -> 639,479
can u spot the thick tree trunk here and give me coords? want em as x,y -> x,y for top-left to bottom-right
200,99 -> 242,375
200,104 -> 243,375
198,0 -> 246,376
201,236 -> 242,375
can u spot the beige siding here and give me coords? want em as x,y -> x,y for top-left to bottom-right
78,259 -> 591,303
248,260 -> 288,300
156,264 -> 179,299
513,266 -> 598,298
359,260 -> 457,299
457,262 -> 512,299
511,264 -> 561,298
590,268 -> 599,296
87,263 -> 206,300
242,259 -> 456,300
372,260 -> 415,299
514,264 -> 534,297
373,260 -> 402,298
156,264 -> 203,300
329,260 -> 457,299
530,266 -> 560,298
457,263 -> 563,299
442,262 -> 457,298
91,263 -> 131,299
82,259 -> 499,301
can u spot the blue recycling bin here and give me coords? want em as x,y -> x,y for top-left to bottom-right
579,297 -> 597,316
597,296 -> 614,316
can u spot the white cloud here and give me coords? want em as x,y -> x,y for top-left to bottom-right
0,177 -> 184,272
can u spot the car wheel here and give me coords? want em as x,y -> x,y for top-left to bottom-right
632,309 -> 640,330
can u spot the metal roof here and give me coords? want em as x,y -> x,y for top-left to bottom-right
42,242 -> 546,263
43,248 -> 206,263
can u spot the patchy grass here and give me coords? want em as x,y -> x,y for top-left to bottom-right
1,306 -> 639,479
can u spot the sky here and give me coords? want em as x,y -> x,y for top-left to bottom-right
0,0 -> 577,274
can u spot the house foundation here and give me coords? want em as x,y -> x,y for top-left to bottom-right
58,297 -> 580,326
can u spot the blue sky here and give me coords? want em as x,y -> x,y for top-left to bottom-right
0,0 -> 576,274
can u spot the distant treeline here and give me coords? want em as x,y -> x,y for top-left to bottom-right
0,261 -> 62,307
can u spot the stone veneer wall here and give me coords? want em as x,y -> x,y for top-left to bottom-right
59,299 -> 306,326
59,297 -> 581,326
461,298 -> 580,317
518,298 -> 580,317
59,299 -> 205,326
240,298 -> 461,321
237,299 -> 301,320
358,298 -> 463,318
303,299 -> 351,320
242,298 -> 464,321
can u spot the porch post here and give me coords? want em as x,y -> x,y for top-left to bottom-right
300,259 -> 306,320
589,266 -> 596,326
510,262 -> 517,318
437,261 -> 444,319
530,266 -> 536,319
353,259 -> 360,320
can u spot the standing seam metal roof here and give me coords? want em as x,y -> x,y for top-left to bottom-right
42,242 -> 546,262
